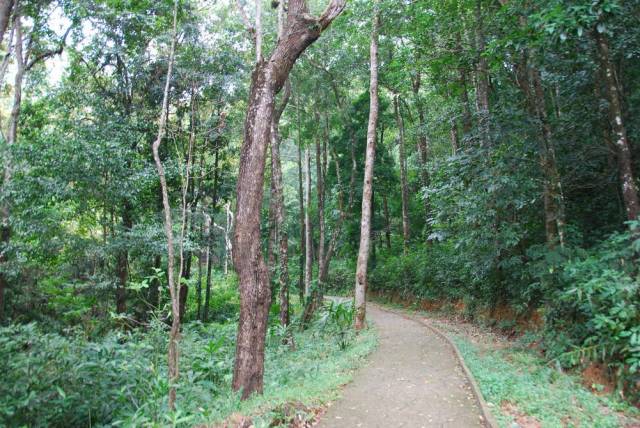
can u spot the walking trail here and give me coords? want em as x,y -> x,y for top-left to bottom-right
317,303 -> 488,428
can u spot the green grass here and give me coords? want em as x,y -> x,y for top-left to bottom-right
451,334 -> 636,428
235,325 -> 378,427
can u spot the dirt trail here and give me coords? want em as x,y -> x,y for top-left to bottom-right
316,303 -> 487,428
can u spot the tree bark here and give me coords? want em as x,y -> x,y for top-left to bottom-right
0,16 -> 24,322
355,0 -> 379,331
148,254 -> 162,311
412,73 -> 431,233
474,0 -> 490,146
270,77 -> 291,327
115,201 -> 133,314
315,111 -> 326,287
596,30 -> 640,223
0,0 -> 14,47
203,214 -> 213,322
394,94 -> 410,253
456,33 -> 473,136
304,146 -> 313,297
382,193 -> 391,249
530,68 -> 566,247
232,0 -> 345,399
296,94 -> 306,303
196,213 -> 205,320
150,0 -> 180,409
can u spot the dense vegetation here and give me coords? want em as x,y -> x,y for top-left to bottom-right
2,0 -> 640,425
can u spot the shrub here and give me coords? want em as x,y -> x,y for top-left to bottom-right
545,229 -> 640,399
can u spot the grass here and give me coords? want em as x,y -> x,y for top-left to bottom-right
450,335 -> 633,427
234,324 -> 378,427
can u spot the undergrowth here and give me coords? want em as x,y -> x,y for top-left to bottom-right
0,300 -> 377,427
451,333 -> 638,428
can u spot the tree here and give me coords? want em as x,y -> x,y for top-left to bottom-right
354,0 -> 380,331
150,0 -> 180,409
232,0 -> 345,399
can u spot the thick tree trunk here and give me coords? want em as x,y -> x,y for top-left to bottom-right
394,94 -> 410,253
355,0 -> 379,331
232,0 -> 345,399
596,31 -> 640,223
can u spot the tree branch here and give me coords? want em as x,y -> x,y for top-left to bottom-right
235,0 -> 256,44
25,24 -> 72,71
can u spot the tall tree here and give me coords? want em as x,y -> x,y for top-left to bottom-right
595,29 -> 639,223
232,0 -> 345,399
355,0 -> 380,331
150,0 -> 180,409
393,94 -> 410,252
270,1 -> 291,326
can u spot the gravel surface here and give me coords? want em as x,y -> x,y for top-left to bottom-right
316,303 -> 485,428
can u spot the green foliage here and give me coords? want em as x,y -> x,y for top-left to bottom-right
316,299 -> 356,350
0,312 -> 377,427
544,228 -> 640,397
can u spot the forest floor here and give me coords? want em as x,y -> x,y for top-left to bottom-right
316,303 -> 488,427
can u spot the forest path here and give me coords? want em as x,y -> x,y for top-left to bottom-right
316,303 -> 488,428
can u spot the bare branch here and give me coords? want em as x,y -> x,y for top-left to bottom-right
25,24 -> 72,71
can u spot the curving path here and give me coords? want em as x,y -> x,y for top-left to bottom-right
317,303 -> 488,428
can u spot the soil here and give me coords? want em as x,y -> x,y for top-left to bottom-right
315,303 -> 486,428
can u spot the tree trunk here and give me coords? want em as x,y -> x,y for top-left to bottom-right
382,193 -> 391,249
196,214 -> 204,320
394,94 -> 410,253
115,202 -> 133,314
315,112 -> 326,287
203,214 -> 213,322
148,254 -> 162,311
232,0 -> 345,399
456,33 -> 473,136
355,0 -> 379,331
150,0 -> 180,409
296,95 -> 306,303
0,0 -> 14,47
596,30 -> 640,223
271,78 -> 291,327
474,0 -> 490,146
530,68 -> 566,247
412,73 -> 431,233
304,146 -> 313,297
0,16 -> 24,322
